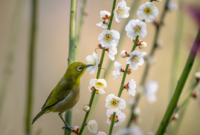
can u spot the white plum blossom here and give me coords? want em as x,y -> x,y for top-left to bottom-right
97,11 -> 111,28
127,79 -> 136,96
167,1 -> 177,11
105,94 -> 126,111
97,131 -> 107,135
98,30 -> 120,48
120,50 -> 129,58
137,2 -> 159,22
106,109 -> 126,126
113,126 -> 143,135
145,81 -> 158,103
114,0 -> 130,23
126,51 -> 147,70
86,120 -> 98,133
125,19 -> 147,40
88,79 -> 107,94
112,61 -> 122,80
108,45 -> 117,61
86,52 -> 99,74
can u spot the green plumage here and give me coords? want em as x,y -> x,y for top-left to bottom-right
32,62 -> 93,125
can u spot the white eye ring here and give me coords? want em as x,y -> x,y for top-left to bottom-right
77,66 -> 83,72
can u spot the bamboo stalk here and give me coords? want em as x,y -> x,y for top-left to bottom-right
156,29 -> 200,135
126,0 -> 170,127
65,0 -> 78,135
78,1 -> 117,134
25,0 -> 37,134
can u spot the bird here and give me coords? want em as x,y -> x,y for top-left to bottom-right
32,62 -> 94,131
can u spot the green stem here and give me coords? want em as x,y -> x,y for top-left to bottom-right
65,0 -> 77,135
78,1 -> 117,134
25,0 -> 37,134
107,0 -> 116,30
118,36 -> 138,97
126,0 -> 170,127
156,29 -> 200,135
75,0 -> 87,61
109,36 -> 138,135
109,112 -> 116,135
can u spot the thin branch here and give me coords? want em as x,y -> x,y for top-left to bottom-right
25,0 -> 37,134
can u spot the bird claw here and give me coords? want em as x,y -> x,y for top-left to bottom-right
62,125 -> 72,131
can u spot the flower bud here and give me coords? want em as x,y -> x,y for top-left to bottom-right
72,126 -> 79,134
191,91 -> 199,99
98,44 -> 103,49
120,50 -> 129,58
139,41 -> 147,49
133,107 -> 141,116
171,113 -> 179,121
195,72 -> 200,81
127,68 -> 132,75
83,104 -> 90,112
123,83 -> 129,89
120,68 -> 125,72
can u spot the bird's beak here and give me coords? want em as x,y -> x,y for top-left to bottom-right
85,64 -> 94,68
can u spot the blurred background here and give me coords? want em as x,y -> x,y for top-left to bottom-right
0,0 -> 200,135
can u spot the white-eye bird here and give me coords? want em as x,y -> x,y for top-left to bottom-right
32,62 -> 94,130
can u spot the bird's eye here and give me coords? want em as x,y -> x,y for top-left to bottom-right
77,66 -> 83,72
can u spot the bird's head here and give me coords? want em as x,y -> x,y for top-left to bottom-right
66,62 -> 94,80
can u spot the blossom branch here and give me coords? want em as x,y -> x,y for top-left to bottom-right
127,0 -> 170,127
108,35 -> 139,135
78,1 -> 117,134
105,0 -> 140,79
156,29 -> 200,135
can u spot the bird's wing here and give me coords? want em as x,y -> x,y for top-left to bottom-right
41,81 -> 72,110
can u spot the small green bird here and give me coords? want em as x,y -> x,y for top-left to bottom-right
32,62 -> 94,130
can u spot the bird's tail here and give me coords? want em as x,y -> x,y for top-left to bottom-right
32,109 -> 47,124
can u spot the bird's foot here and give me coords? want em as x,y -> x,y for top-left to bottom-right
62,125 -> 72,131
